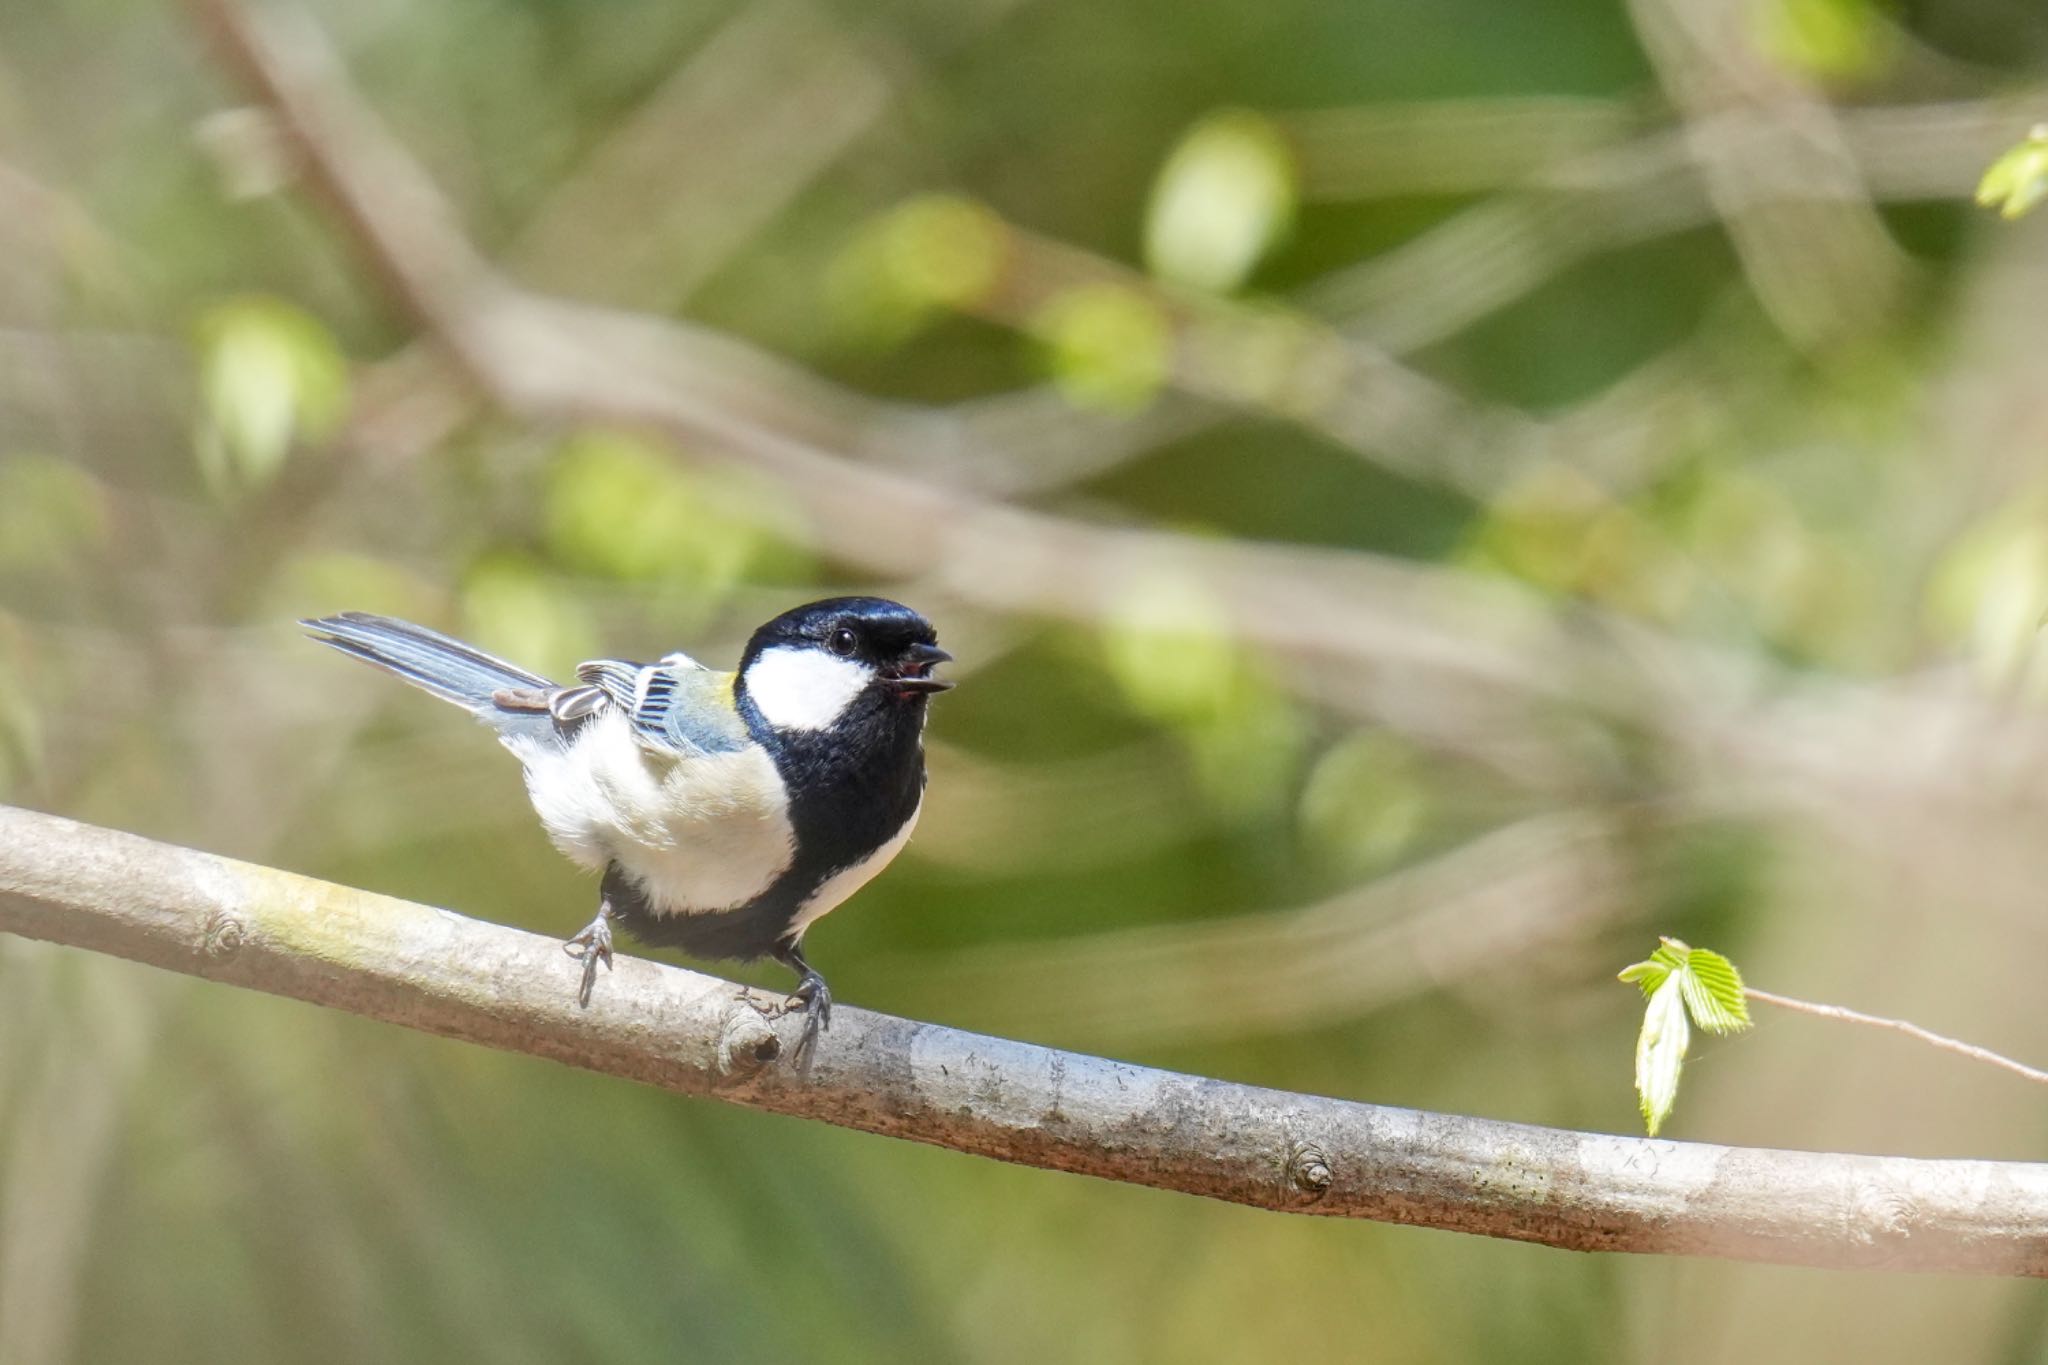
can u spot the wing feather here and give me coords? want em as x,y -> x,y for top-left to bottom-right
570,657 -> 749,757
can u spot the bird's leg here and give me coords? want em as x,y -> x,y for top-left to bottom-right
773,939 -> 831,1065
564,907 -> 613,1007
564,872 -> 622,1008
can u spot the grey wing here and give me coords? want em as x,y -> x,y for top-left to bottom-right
558,655 -> 751,757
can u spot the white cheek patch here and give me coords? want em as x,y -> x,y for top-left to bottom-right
743,646 -> 873,732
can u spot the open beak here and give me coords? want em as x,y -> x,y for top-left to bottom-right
888,642 -> 954,694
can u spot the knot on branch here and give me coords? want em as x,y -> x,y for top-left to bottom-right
1847,1180 -> 1916,1262
201,911 -> 246,961
715,1001 -> 782,1077
1288,1142 -> 1333,1200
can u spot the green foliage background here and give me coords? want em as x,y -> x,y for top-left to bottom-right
3,0 -> 2048,1360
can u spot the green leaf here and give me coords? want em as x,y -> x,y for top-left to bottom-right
1754,0 -> 1898,81
874,195 -> 1005,310
1677,946 -> 1753,1035
1144,110 -> 1296,292
1977,126 -> 2048,222
1099,571 -> 1305,817
825,194 -> 1005,347
193,296 -> 349,494
1616,960 -> 1667,990
1618,938 -> 1685,997
1635,972 -> 1689,1137
1297,730 -> 1430,878
544,431 -> 802,606
1180,690 -> 1309,820
1100,572 -> 1238,726
1462,463 -> 1695,620
1621,938 -> 1754,1133
1923,498 -> 2048,695
460,555 -> 599,674
1032,284 -> 1173,411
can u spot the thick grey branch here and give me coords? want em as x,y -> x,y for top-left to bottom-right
4,803 -> 2048,1276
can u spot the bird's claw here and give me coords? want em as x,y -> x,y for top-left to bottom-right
785,972 -> 831,1068
564,913 -> 615,1008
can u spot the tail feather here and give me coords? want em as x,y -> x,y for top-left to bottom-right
302,612 -> 555,713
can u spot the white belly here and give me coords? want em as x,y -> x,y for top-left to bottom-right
509,711 -> 795,913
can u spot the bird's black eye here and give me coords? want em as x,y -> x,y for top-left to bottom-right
827,627 -> 858,657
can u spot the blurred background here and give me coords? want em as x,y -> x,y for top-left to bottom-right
4,0 -> 2048,1358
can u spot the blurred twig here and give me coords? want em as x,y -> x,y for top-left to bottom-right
348,0 -> 1026,466
1303,99 -> 2011,354
940,212 -> 1549,493
7,803 -> 2048,1274
884,92 -> 2043,497
192,0 -> 1628,525
1282,96 -> 1649,198
511,0 -> 897,308
1625,0 -> 1909,348
186,0 -> 1662,731
181,0 -> 2048,834
1284,95 -> 2041,204
1747,987 -> 2048,1087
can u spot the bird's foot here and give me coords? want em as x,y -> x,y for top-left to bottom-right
563,911 -> 614,1008
769,942 -> 831,1069
783,971 -> 831,1068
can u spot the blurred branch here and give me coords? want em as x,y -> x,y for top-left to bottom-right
8,802 -> 2048,1275
861,382 -> 1224,498
1282,96 -> 1648,198
1625,0 -> 1908,347
0,160 -> 136,319
0,327 -> 185,454
243,81 -> 2048,492
1303,96 -> 2043,353
191,0 -> 1610,518
916,739 -> 1196,875
880,91 -> 2043,496
939,212 -> 1547,494
347,0 -> 1026,466
889,812 -> 1628,1047
180,0 -> 2048,830
1303,137 -> 1715,353
185,0 -> 1739,584
190,4 -> 498,341
186,0 -> 1660,730
510,0 -> 896,308
1284,95 -> 2042,204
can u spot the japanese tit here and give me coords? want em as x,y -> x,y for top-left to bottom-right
303,597 -> 952,1054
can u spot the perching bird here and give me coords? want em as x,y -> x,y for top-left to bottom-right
302,597 -> 951,1056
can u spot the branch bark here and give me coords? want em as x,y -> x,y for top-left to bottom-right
5,803 -> 2048,1276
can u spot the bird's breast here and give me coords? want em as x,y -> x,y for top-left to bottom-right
517,711 -> 796,913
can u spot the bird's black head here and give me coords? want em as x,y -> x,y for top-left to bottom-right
736,597 -> 952,733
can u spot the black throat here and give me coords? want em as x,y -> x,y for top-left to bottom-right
608,684 -> 930,962
740,684 -> 930,883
